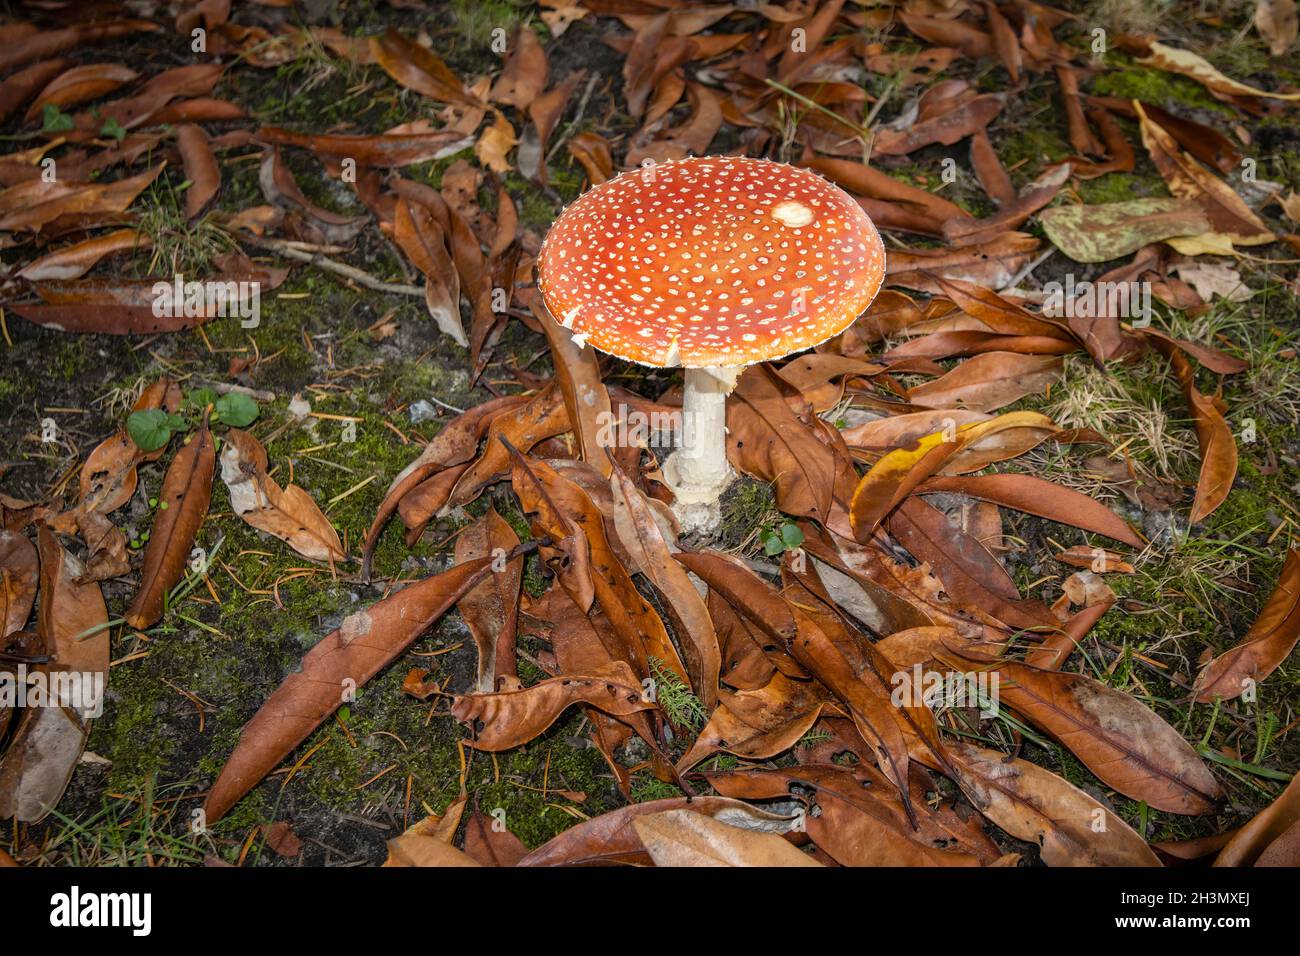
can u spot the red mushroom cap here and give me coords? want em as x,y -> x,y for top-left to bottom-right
537,155 -> 886,368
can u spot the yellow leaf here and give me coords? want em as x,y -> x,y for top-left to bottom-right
476,110 -> 517,173
849,410 -> 1058,541
1138,41 -> 1300,101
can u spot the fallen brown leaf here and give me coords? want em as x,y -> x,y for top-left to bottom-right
1193,549 -> 1300,703
451,661 -> 656,750
122,426 -> 214,630
0,524 -> 108,823
454,506 -> 522,693
632,808 -> 821,867
218,428 -> 344,564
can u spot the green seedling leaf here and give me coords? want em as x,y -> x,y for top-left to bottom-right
188,387 -> 217,410
215,392 -> 259,427
761,530 -> 785,556
127,409 -> 184,452
761,522 -> 805,555
100,117 -> 126,142
42,104 -> 74,132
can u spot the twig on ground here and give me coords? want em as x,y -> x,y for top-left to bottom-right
1005,247 -> 1056,290
245,237 -> 423,297
546,72 -> 600,163
192,380 -> 277,401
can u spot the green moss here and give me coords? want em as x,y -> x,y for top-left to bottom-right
547,162 -> 586,204
220,160 -> 264,215
250,61 -> 378,128
721,478 -> 775,533
718,477 -> 776,553
1258,129 -> 1300,191
1076,170 -> 1163,204
93,668 -> 175,791
51,334 -> 94,381
1089,58 -> 1234,116
501,172 -> 562,232
996,122 -> 1072,178
284,152 -> 366,219
631,776 -> 683,802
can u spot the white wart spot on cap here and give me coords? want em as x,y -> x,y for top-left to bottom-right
771,200 -> 815,228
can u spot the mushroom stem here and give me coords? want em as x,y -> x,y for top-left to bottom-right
663,366 -> 740,534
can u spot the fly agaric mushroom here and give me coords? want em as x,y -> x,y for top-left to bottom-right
537,155 -> 886,532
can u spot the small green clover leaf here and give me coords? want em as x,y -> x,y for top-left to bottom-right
760,521 -> 805,556
99,117 -> 126,142
126,409 -> 187,452
214,391 -> 259,427
42,104 -> 74,132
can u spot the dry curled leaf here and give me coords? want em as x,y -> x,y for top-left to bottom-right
0,524 -> 108,823
219,428 -> 344,564
947,740 -> 1160,866
1194,549 -> 1300,703
518,796 -> 800,866
943,655 -> 1222,815
907,352 -> 1062,413
1137,39 -> 1300,101
24,62 -> 138,121
0,530 -> 38,638
454,506 -> 522,693
609,462 -> 720,709
451,661 -> 657,750
462,809 -> 528,866
537,304 -> 612,478
475,110 -> 517,174
1040,198 -> 1211,263
917,474 -> 1143,547
17,229 -> 149,282
257,126 -> 472,167
1148,336 -> 1238,524
1257,0 -> 1299,56
371,28 -> 481,108
631,808 -> 821,867
1216,772 -> 1300,866
394,197 -> 466,346
176,123 -> 219,219
849,411 -> 1059,542
490,27 -> 547,110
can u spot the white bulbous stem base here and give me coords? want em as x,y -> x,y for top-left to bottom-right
662,366 -> 740,535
